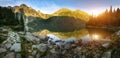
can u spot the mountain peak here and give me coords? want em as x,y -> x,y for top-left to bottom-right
20,4 -> 28,8
53,8 -> 89,21
59,8 -> 71,11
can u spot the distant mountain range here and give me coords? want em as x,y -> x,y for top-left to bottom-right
12,4 -> 89,21
0,4 -> 89,32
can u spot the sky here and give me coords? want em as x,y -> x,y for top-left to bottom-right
0,0 -> 120,15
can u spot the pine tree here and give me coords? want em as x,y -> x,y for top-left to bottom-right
109,6 -> 113,14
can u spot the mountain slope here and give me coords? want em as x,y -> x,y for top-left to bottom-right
13,4 -> 89,21
53,8 -> 89,21
13,4 -> 51,19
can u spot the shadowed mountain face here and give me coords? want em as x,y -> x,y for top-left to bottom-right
28,16 -> 86,32
0,4 -> 89,32
0,7 -> 19,25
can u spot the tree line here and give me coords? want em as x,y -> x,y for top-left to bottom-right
87,6 -> 120,27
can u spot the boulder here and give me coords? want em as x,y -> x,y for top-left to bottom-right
2,31 -> 21,46
16,53 -> 22,58
32,50 -> 37,56
32,44 -> 48,52
25,32 -> 40,43
10,43 -> 21,52
3,52 -> 15,58
0,48 -> 7,53
47,34 -> 60,43
37,44 -> 48,52
50,48 -> 57,54
4,43 -> 12,49
102,50 -> 112,58
7,31 -> 21,43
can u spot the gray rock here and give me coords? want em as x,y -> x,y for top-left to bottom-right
28,56 -> 34,58
25,32 -> 40,43
2,31 -> 21,49
102,50 -> 112,58
37,44 -> 48,52
32,45 -> 37,49
32,50 -> 37,56
16,53 -> 22,58
50,48 -> 57,54
7,31 -> 21,43
36,53 -> 40,58
5,43 -> 12,49
28,50 -> 32,53
3,52 -> 15,58
64,43 -> 71,49
47,34 -> 60,44
0,48 -> 7,53
116,30 -> 120,36
10,43 -> 21,52
25,32 -> 36,41
33,44 -> 48,52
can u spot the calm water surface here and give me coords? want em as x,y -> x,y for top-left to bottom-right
45,28 -> 118,41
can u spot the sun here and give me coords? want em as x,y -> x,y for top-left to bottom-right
87,9 -> 105,16
92,10 -> 104,16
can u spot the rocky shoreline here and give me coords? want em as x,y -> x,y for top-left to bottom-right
0,26 -> 120,58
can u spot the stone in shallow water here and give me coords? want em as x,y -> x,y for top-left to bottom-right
65,37 -> 76,43
47,34 -> 60,43
81,35 -> 92,42
10,43 -> 21,52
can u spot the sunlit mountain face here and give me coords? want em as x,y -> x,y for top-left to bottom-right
0,0 -> 120,58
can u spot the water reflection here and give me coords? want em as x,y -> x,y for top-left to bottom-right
80,28 -> 116,43
38,28 -> 117,41
92,34 -> 100,40
87,28 -> 115,40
